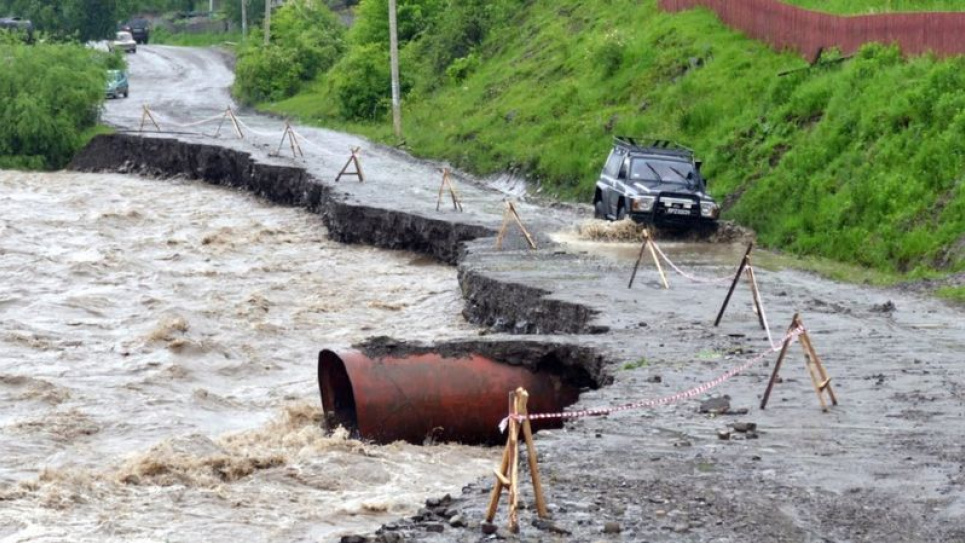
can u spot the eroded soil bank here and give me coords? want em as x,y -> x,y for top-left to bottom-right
68,132 -> 965,543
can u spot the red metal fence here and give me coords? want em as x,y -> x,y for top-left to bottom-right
659,0 -> 965,61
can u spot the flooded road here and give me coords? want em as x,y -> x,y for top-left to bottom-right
0,170 -> 496,542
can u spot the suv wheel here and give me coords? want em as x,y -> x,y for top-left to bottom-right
616,200 -> 627,221
594,198 -> 607,220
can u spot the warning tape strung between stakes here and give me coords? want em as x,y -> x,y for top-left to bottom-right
650,241 -> 736,285
134,107 -> 343,158
649,240 -> 777,348
499,326 -> 804,432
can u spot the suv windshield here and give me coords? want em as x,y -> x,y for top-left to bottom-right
629,158 -> 696,186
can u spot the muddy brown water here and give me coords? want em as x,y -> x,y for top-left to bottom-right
0,170 -> 498,542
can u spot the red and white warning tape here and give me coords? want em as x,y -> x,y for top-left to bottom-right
499,326 -> 804,432
650,241 -> 735,285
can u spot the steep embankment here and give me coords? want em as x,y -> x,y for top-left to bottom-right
265,0 -> 965,280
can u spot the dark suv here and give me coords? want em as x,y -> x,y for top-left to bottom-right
0,16 -> 34,42
593,137 -> 719,227
120,18 -> 150,44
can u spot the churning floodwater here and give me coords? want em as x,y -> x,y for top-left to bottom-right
0,170 -> 497,542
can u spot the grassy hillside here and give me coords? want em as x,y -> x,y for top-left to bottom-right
783,1 -> 965,13
262,0 -> 965,276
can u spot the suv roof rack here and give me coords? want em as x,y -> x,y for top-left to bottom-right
614,136 -> 694,159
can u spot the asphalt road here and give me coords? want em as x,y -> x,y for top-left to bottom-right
100,45 -> 965,543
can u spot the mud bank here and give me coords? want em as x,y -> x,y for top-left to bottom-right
71,134 -> 605,337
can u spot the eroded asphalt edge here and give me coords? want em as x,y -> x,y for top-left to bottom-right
71,51 -> 965,543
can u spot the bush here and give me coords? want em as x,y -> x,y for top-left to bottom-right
233,0 -> 345,104
0,42 -> 110,169
329,42 -> 392,120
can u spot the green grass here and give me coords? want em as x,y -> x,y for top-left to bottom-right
936,286 -> 965,304
783,1 -> 965,13
263,0 -> 965,279
621,357 -> 650,371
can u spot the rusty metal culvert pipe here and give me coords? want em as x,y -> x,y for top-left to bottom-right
318,350 -> 581,445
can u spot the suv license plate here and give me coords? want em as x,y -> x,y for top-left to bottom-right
666,208 -> 691,215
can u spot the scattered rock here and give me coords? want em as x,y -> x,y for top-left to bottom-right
673,523 -> 690,533
533,519 -> 571,535
871,300 -> 896,313
700,395 -> 731,415
647,375 -> 662,383
424,523 -> 444,533
731,421 -> 757,433
449,515 -> 467,528
603,521 -> 622,534
378,533 -> 401,543
340,536 -> 368,543
717,429 -> 731,440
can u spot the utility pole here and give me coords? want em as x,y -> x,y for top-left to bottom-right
241,0 -> 247,39
388,0 -> 402,140
264,0 -> 271,45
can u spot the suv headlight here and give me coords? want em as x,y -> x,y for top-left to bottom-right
700,201 -> 719,218
632,196 -> 655,212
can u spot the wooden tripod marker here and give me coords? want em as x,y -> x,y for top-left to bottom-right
486,388 -> 549,533
494,201 -> 537,250
760,313 -> 838,412
214,107 -> 245,139
435,168 -> 464,212
714,243 -> 766,330
274,122 -> 304,158
335,147 -> 365,182
138,105 -> 162,133
627,228 -> 669,289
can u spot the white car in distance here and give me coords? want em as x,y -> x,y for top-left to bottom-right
109,31 -> 137,54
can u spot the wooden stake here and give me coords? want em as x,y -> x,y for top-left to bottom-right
214,108 -> 228,138
436,168 -> 463,212
517,389 -> 548,518
139,105 -> 162,133
760,314 -> 838,411
507,394 -> 520,533
486,388 -> 550,532
714,243 -> 754,327
485,408 -> 512,523
494,202 -> 537,250
647,230 -> 669,289
627,229 -> 669,289
274,122 -> 304,158
746,263 -> 767,330
227,108 -> 245,139
335,147 -> 365,182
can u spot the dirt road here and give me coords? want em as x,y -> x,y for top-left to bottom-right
92,46 -> 965,542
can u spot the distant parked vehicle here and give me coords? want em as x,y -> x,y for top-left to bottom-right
0,16 -> 34,43
109,31 -> 137,54
106,70 -> 129,99
119,18 -> 150,44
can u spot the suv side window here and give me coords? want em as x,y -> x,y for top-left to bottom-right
603,150 -> 623,177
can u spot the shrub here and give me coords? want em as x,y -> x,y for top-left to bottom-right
0,42 -> 110,169
329,42 -> 392,120
233,0 -> 345,104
